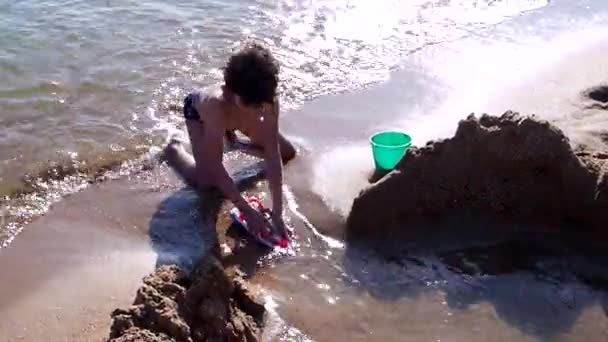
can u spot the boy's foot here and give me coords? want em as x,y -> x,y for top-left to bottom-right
159,135 -> 185,164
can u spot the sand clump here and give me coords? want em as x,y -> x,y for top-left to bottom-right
582,85 -> 608,110
106,166 -> 271,342
584,85 -> 608,104
108,255 -> 265,342
347,111 -> 608,241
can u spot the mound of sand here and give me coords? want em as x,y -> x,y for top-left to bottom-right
347,111 -> 608,240
584,84 -> 608,104
582,84 -> 608,110
108,255 -> 265,342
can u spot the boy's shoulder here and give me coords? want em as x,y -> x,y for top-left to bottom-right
191,87 -> 223,111
190,86 -> 221,101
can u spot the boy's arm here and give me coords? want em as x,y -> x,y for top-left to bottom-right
198,100 -> 256,214
261,101 -> 286,234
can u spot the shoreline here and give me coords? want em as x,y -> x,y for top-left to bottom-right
0,61 -> 379,339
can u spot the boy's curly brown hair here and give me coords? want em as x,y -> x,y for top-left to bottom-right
223,43 -> 279,106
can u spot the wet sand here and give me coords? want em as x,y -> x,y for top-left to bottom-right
0,171 -> 177,341
0,156 -> 270,341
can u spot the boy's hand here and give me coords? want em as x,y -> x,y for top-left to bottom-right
241,205 -> 272,238
272,212 -> 289,240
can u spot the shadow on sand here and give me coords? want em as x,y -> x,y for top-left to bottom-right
147,161 -> 272,274
343,223 -> 608,341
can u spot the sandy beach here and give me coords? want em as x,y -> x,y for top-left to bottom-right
1,1 -> 608,340
3,80 -> 608,341
0,173 -> 175,341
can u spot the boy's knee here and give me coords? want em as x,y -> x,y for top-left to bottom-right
163,140 -> 181,160
281,142 -> 297,164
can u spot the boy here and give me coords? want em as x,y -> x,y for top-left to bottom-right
163,43 -> 296,240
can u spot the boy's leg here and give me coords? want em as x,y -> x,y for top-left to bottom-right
163,139 -> 199,188
235,132 -> 296,164
278,132 -> 297,163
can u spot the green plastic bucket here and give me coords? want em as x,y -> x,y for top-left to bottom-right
370,130 -> 412,171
